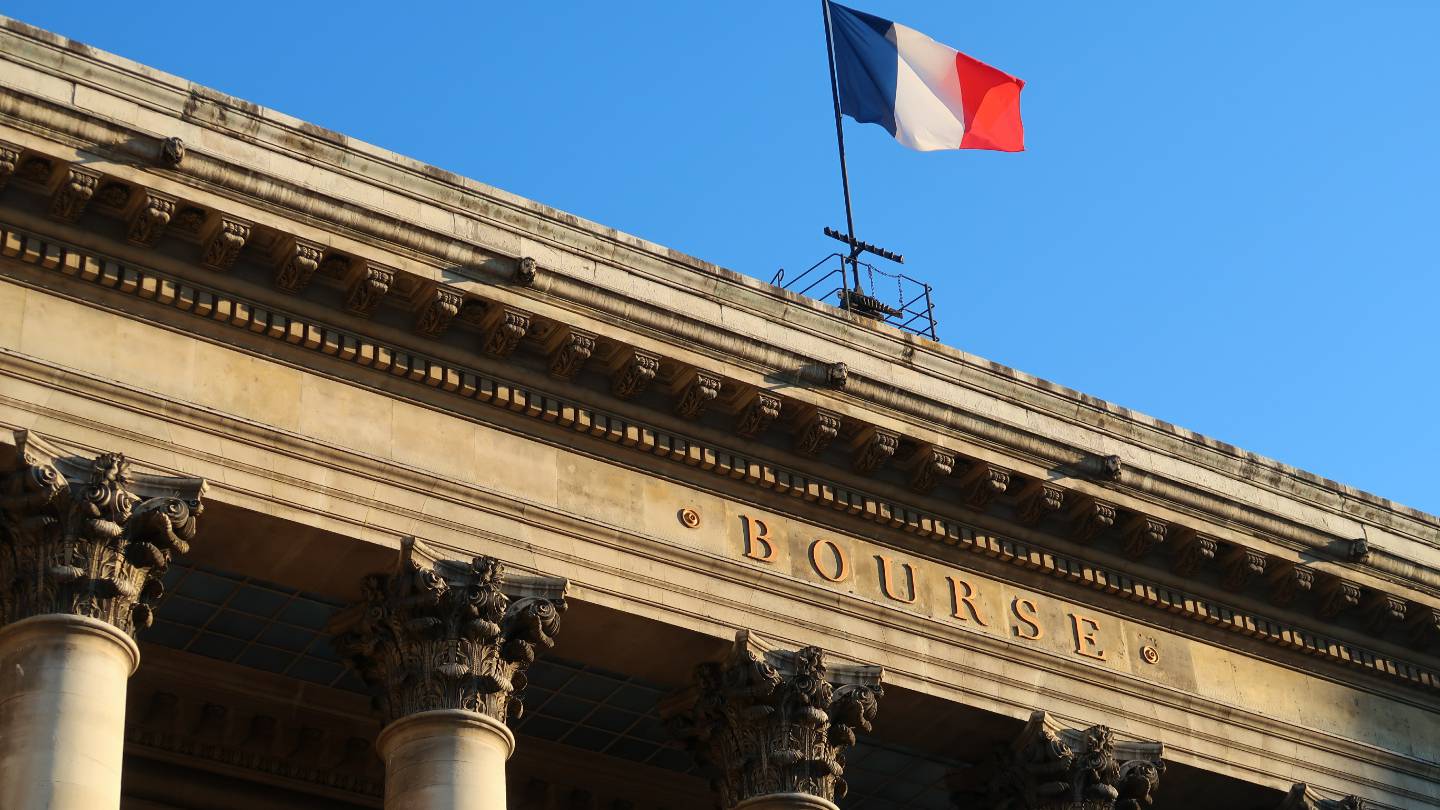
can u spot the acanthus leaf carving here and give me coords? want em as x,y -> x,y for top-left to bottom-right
910,446 -> 956,494
0,430 -> 206,636
1267,563 -> 1315,607
673,370 -> 722,420
851,427 -> 899,475
330,536 -> 567,727
273,237 -> 324,293
1406,605 -> 1440,652
959,463 -> 1012,511
548,329 -> 597,379
413,286 -> 464,338
982,710 -> 1164,810
611,349 -> 660,399
1363,592 -> 1407,634
1169,531 -> 1218,577
126,191 -> 177,247
48,167 -> 100,222
480,307 -> 531,357
201,216 -> 252,271
1122,516 -> 1167,559
1070,497 -> 1118,543
1017,482 -> 1065,526
0,142 -> 19,189
665,632 -> 883,809
345,261 -> 394,317
795,408 -> 842,456
1316,577 -> 1362,620
1222,547 -> 1267,591
735,391 -> 782,439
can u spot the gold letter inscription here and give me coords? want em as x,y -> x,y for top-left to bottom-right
1011,597 -> 1043,640
1068,613 -> 1107,660
740,515 -> 776,563
876,555 -> 918,603
947,577 -> 989,626
809,538 -> 850,582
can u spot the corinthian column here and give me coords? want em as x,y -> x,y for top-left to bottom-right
970,710 -> 1165,810
332,536 -> 567,810
667,631 -> 885,810
0,430 -> 206,810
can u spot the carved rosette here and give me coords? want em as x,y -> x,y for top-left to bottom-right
48,167 -> 100,222
735,392 -> 782,439
674,371 -> 722,420
331,537 -> 567,727
0,431 -> 206,636
202,217 -> 251,270
983,711 -> 1164,810
668,633 -> 884,809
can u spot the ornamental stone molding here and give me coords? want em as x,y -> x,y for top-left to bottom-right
201,215 -> 251,270
126,190 -> 177,247
413,285 -> 464,338
344,260 -> 395,316
48,166 -> 99,222
547,328 -> 597,380
1270,782 -> 1368,810
0,430 -> 206,636
331,536 -> 567,728
674,370 -> 723,420
666,631 -> 884,809
977,710 -> 1164,810
736,391 -> 783,439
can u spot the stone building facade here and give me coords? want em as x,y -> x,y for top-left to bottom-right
0,16 -> 1436,810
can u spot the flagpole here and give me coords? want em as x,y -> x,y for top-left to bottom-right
820,0 -> 863,297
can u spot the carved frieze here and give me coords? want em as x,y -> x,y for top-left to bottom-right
331,537 -> 567,727
611,349 -> 660,399
1017,482 -> 1065,526
1122,516 -> 1167,559
0,430 -> 206,636
273,237 -> 324,293
201,216 -> 251,270
413,286 -> 464,338
910,445 -> 956,494
548,328 -> 597,379
980,711 -> 1164,810
735,391 -> 782,438
48,166 -> 100,222
1273,782 -> 1368,810
1169,531 -> 1218,577
795,408 -> 842,456
345,261 -> 394,317
16,155 -> 52,184
126,191 -> 177,247
666,632 -> 883,809
673,370 -> 722,420
0,141 -> 19,188
1222,547 -> 1267,591
850,427 -> 899,475
94,181 -> 132,210
1070,497 -> 1118,543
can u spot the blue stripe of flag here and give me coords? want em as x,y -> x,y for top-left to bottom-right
828,2 -> 900,138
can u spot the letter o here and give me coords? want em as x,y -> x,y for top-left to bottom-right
808,538 -> 850,583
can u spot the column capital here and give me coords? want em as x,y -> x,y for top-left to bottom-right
977,710 -> 1164,810
667,631 -> 884,809
331,537 -> 567,728
0,430 -> 206,637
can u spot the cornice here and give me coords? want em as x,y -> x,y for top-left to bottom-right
2,228 -> 1439,702
0,17 -> 1435,583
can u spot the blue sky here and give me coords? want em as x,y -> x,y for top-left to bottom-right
12,2 -> 1438,513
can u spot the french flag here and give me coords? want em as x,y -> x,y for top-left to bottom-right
827,2 -> 1025,152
